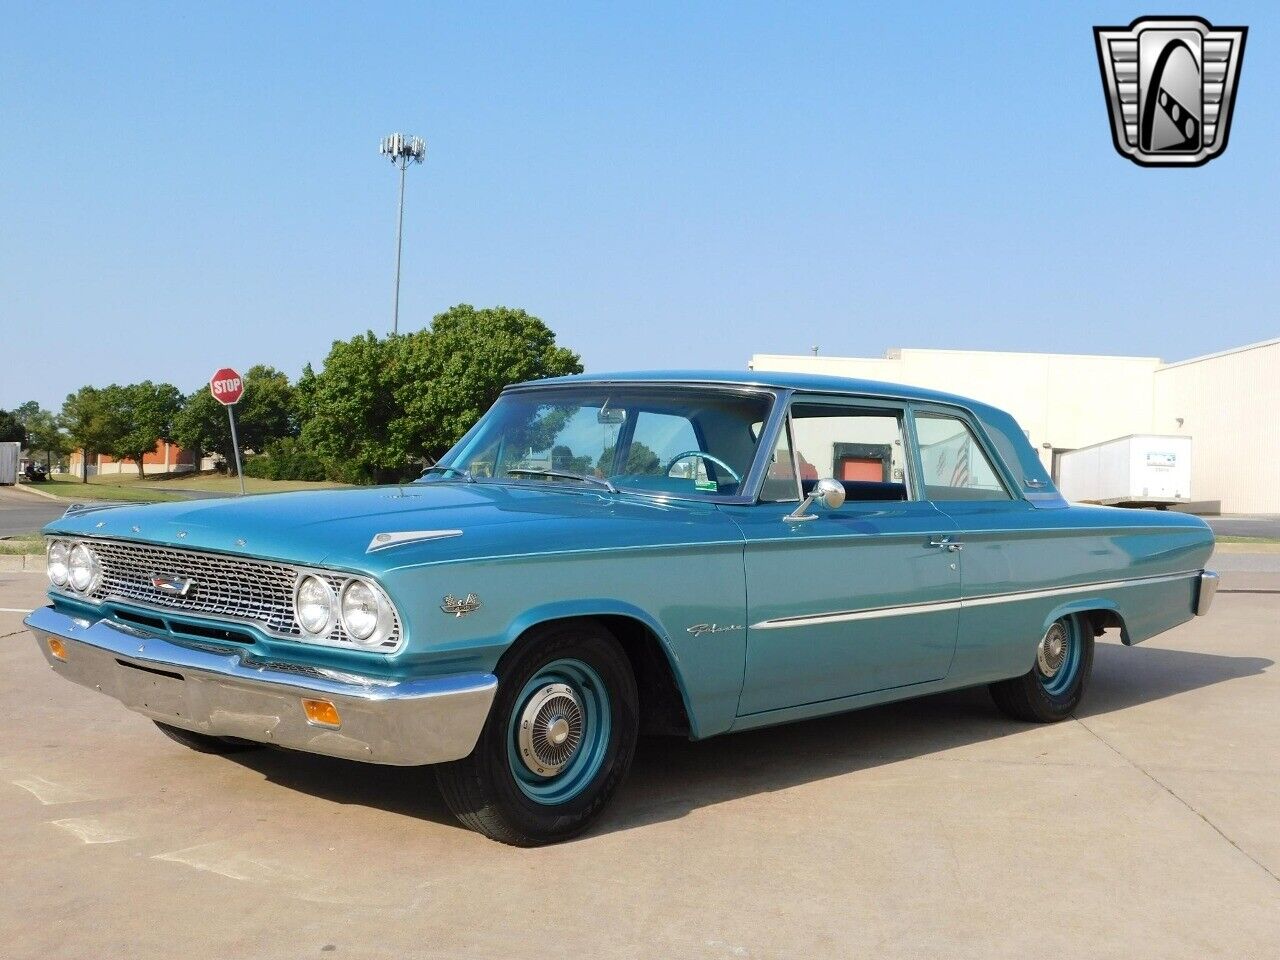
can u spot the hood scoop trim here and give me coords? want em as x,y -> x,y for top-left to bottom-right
366,529 -> 464,553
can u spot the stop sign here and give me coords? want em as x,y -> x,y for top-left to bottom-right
209,368 -> 245,406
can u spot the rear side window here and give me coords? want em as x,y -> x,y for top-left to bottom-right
914,413 -> 1011,501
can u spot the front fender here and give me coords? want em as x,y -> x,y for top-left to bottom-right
383,541 -> 749,739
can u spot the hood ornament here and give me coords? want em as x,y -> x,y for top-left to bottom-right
441,593 -> 482,618
367,529 -> 463,553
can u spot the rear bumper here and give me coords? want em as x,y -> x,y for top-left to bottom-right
25,606 -> 497,766
1195,570 -> 1219,616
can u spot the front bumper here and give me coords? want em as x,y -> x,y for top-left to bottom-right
25,606 -> 497,766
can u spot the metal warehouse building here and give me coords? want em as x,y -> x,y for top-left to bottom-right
750,337 -> 1280,515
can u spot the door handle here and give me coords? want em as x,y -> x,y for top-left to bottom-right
928,535 -> 964,552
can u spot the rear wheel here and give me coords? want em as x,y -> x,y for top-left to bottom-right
989,614 -> 1094,723
153,721 -> 264,754
435,620 -> 639,846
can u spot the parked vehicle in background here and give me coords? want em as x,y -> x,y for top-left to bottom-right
27,372 -> 1216,845
0,442 -> 20,485
1057,434 -> 1192,509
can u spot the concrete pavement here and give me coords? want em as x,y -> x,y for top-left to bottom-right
0,486 -> 69,537
1,566 -> 1277,959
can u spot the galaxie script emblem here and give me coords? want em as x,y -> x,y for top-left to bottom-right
151,575 -> 194,596
441,593 -> 482,618
686,623 -> 742,637
1094,17 -> 1246,167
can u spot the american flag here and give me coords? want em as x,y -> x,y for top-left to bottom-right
950,441 -> 970,488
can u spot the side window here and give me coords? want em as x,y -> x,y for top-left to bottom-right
623,411 -> 700,476
786,403 -> 912,503
914,413 -> 1012,501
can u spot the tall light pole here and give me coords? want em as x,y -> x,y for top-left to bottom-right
379,133 -> 426,335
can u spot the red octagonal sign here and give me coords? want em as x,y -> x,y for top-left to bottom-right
209,367 -> 244,406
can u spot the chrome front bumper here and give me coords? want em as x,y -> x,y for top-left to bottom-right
25,606 -> 497,766
1195,570 -> 1219,616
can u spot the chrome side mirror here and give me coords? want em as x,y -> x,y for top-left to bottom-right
784,478 -> 845,522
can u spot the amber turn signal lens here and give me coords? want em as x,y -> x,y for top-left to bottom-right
301,698 -> 341,727
47,637 -> 68,662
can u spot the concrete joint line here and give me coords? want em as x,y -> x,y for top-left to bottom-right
1071,713 -> 1280,887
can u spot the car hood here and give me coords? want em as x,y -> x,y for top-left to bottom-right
43,483 -> 741,574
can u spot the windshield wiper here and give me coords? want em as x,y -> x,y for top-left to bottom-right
421,464 -> 475,483
505,468 -> 618,493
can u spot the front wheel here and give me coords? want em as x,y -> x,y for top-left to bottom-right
988,614 -> 1094,723
434,621 -> 639,846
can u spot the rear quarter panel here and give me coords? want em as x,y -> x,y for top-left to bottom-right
944,501 -> 1214,684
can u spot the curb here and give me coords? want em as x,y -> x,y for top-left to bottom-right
0,554 -> 45,572
7,483 -> 71,503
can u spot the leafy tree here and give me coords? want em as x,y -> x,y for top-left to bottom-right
301,306 -> 582,484
597,440 -> 659,476
13,402 -> 68,470
0,410 -> 26,444
397,304 -> 583,461
108,381 -> 183,479
301,332 -> 427,483
61,386 -> 126,482
172,365 -> 297,468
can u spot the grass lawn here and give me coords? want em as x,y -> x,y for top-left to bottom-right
1216,535 -> 1280,544
0,534 -> 44,555
38,473 -> 350,503
40,477 -> 184,502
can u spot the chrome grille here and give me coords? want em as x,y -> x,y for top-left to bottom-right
70,538 -> 401,650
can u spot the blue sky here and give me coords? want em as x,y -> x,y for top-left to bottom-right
2,2 -> 1276,412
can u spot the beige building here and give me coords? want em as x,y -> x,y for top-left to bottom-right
750,337 -> 1280,514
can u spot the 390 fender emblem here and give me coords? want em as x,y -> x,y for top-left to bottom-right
441,593 -> 482,618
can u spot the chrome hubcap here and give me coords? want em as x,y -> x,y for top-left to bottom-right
517,683 -> 584,777
1037,622 -> 1069,678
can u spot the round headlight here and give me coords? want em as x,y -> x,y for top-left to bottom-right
67,542 -> 100,593
340,579 -> 383,644
295,575 -> 335,636
47,540 -> 70,587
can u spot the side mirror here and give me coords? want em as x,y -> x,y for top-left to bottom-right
784,478 -> 845,522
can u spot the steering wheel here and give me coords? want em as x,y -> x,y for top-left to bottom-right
663,451 -> 741,484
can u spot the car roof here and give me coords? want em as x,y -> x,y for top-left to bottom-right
518,369 -> 978,409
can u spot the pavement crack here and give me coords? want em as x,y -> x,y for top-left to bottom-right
0,629 -> 26,640
1072,713 -> 1280,887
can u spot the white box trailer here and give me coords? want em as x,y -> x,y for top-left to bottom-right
0,441 -> 19,485
1056,434 -> 1192,508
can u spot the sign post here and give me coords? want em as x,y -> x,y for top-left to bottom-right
209,367 -> 246,495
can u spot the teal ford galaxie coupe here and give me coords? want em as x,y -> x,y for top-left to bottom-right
27,372 -> 1217,845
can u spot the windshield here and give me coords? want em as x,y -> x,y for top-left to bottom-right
422,385 -> 775,499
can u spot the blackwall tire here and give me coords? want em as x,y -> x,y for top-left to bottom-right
989,614 -> 1094,723
435,620 -> 639,846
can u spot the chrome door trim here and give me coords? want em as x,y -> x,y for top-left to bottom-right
750,569 -> 1201,630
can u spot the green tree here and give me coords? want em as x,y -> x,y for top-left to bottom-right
13,402 -> 68,471
0,410 -> 26,444
105,381 -> 184,479
597,440 -> 659,476
398,304 -> 583,461
172,365 -> 297,468
300,306 -> 582,484
301,332 -> 428,483
60,386 -> 125,482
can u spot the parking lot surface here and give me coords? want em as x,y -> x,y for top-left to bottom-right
0,486 -> 68,537
1,566 -> 1277,959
